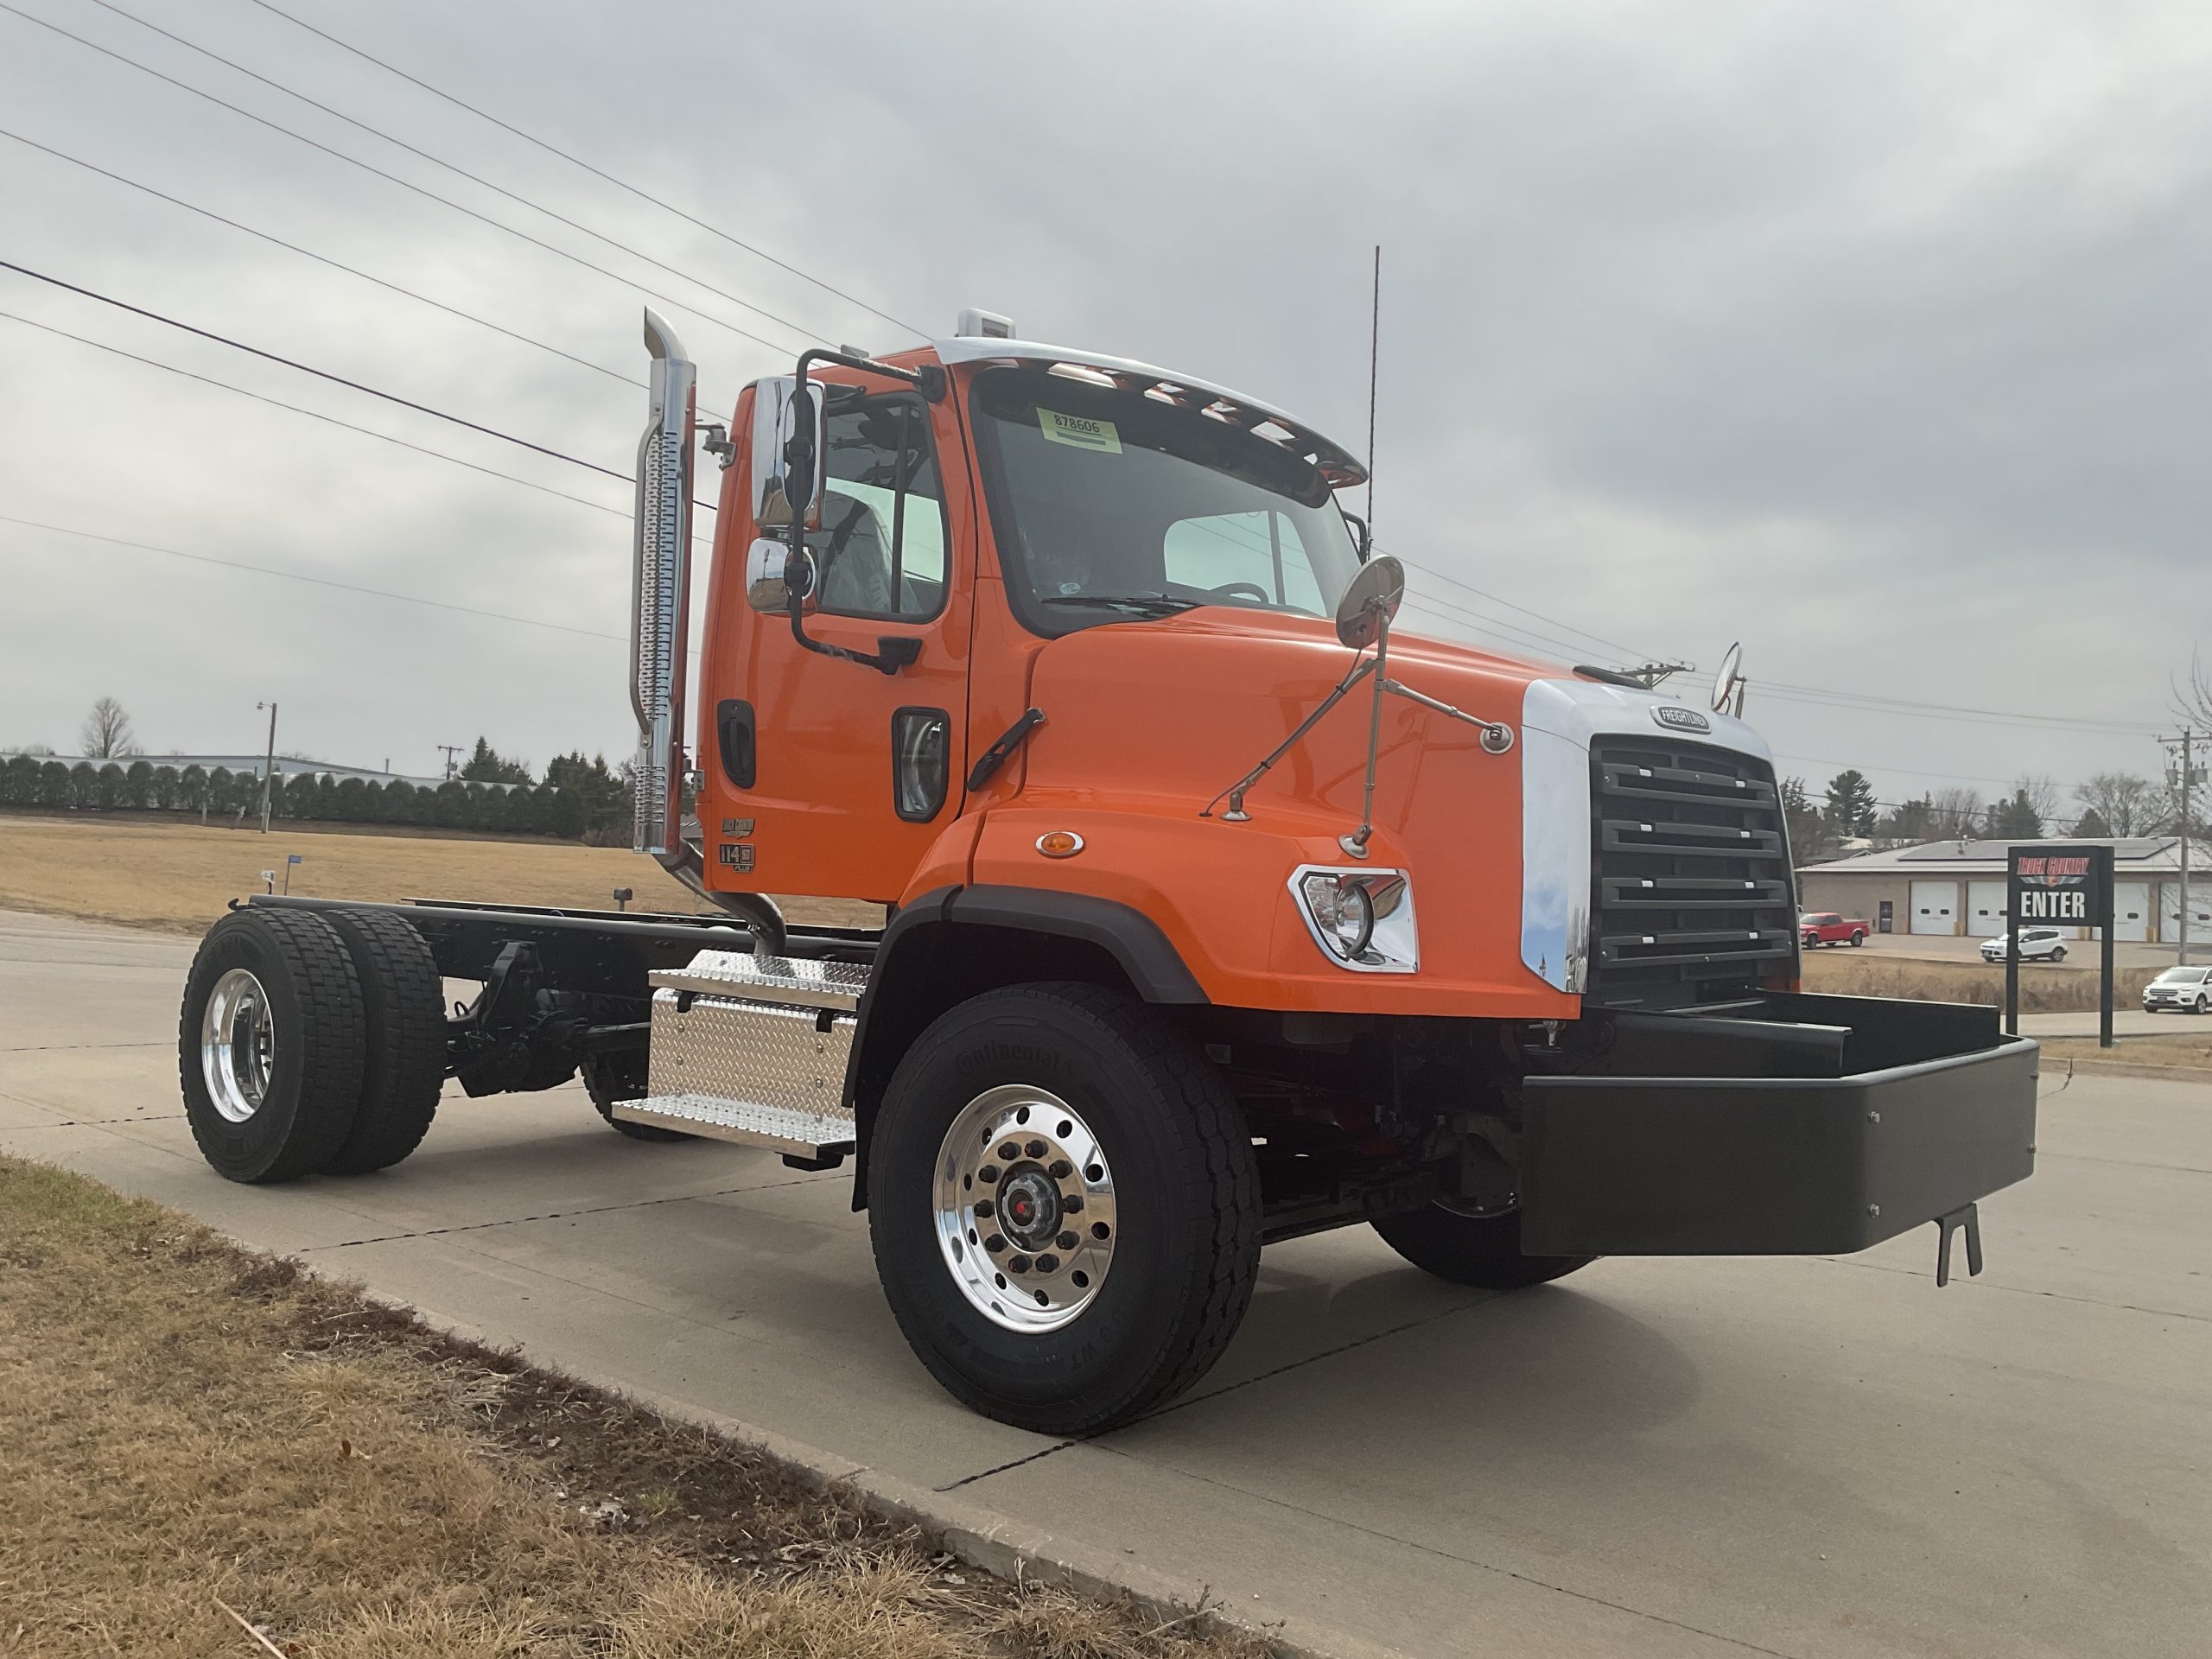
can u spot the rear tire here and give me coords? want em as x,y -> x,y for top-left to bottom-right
1371,1204 -> 1592,1289
868,982 -> 1261,1434
1849,931 -> 1865,946
584,1051 -> 693,1141
178,909 -> 364,1183
321,908 -> 445,1174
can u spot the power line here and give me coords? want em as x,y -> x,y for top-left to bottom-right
0,3 -> 800,363
83,0 -> 831,349
1,514 -> 623,640
0,256 -> 638,482
0,123 -> 645,394
1759,681 -> 2160,736
0,306 -> 646,523
1387,547 -> 1659,663
240,0 -> 927,341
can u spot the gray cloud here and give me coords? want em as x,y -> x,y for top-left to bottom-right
3,0 -> 2202,812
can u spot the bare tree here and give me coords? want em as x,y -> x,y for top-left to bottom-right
1929,786 -> 1984,839
2074,772 -> 2158,836
2013,774 -> 2061,826
79,697 -> 137,760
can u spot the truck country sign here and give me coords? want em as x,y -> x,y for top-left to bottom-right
2008,845 -> 2113,927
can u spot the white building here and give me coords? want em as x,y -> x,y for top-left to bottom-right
1798,836 -> 2212,943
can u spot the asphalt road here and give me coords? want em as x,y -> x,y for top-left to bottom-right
3,907 -> 2208,1659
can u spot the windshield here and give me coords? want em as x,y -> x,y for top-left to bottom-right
2155,967 -> 2207,983
968,367 -> 1363,634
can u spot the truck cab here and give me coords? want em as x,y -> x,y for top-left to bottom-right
174,308 -> 2040,1435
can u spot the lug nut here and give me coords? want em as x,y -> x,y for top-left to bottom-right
1035,1253 -> 1060,1273
984,1234 -> 1007,1253
996,1141 -> 1020,1161
1047,1158 -> 1072,1179
973,1198 -> 995,1218
1056,1231 -> 1078,1250
1061,1192 -> 1084,1212
1007,1255 -> 1033,1274
977,1165 -> 1000,1184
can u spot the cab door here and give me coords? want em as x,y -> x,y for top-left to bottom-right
699,377 -> 972,906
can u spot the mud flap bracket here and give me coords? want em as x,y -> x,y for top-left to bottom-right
1934,1201 -> 1982,1287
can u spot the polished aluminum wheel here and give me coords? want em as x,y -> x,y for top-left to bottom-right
932,1083 -> 1117,1332
200,967 -> 275,1124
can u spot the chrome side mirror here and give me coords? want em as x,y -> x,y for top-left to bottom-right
746,537 -> 818,614
1334,553 -> 1405,650
752,375 -> 827,531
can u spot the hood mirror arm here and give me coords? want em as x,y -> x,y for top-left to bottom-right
1202,653 -> 1377,823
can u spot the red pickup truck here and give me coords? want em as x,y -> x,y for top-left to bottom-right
1800,912 -> 1870,948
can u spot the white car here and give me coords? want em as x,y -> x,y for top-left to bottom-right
2143,965 -> 2212,1014
1980,927 -> 2069,963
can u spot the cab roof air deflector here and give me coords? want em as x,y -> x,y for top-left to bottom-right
931,337 -> 1369,490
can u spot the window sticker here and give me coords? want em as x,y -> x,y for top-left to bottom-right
1037,408 -> 1122,454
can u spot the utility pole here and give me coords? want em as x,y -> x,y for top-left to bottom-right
2160,729 -> 2204,964
1365,244 -> 1380,534
437,743 -> 464,781
255,701 -> 277,835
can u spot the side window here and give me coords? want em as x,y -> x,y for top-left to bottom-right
809,394 -> 947,620
1162,509 -> 1327,614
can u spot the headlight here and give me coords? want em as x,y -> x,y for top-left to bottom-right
1289,866 -> 1418,973
1300,872 -> 1376,960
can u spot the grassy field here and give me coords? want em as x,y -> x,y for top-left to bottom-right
0,1156 -> 1263,1659
0,813 -> 882,934
1800,948 -> 2163,1014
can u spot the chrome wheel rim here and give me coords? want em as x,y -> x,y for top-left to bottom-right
200,968 -> 275,1124
933,1084 -> 1117,1332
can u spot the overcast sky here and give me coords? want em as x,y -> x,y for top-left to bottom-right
3,0 -> 2207,816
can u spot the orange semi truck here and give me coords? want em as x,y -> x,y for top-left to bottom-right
177,309 -> 2037,1432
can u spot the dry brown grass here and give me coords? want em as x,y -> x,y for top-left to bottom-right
1801,950 -> 2163,1014
2040,1032 -> 2212,1071
0,812 -> 882,935
0,1158 -> 1271,1659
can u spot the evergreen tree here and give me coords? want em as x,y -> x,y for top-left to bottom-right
1823,770 -> 1878,838
460,736 -> 533,785
2072,806 -> 2113,838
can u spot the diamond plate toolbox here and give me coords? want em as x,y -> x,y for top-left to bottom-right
644,986 -> 855,1126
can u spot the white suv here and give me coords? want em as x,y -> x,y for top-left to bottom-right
1980,927 -> 2069,963
2144,965 -> 2211,1014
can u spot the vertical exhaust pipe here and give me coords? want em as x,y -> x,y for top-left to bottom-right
632,308 -> 695,859
628,309 -> 787,951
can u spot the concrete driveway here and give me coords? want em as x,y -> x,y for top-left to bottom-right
3,907 -> 2209,1658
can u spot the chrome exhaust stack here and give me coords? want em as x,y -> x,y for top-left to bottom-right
632,308 -> 695,860
628,309 -> 787,950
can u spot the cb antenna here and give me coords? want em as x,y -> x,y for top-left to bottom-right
1366,244 -> 1381,533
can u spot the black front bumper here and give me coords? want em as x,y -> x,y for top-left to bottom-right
1520,992 -> 2037,1257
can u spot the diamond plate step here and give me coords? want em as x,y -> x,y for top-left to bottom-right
613,1092 -> 856,1157
650,948 -> 869,1010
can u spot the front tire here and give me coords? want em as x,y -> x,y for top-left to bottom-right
178,909 -> 365,1183
1372,1204 -> 1592,1289
2196,995 -> 2207,1016
868,983 -> 1260,1434
2050,946 -> 2067,963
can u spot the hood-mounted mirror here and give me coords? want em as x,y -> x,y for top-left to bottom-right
1712,641 -> 1745,715
1335,553 -> 1405,649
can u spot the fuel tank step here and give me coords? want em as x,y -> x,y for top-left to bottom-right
612,1093 -> 855,1159
626,947 -> 865,1161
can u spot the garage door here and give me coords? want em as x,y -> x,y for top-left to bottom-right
2160,883 -> 2212,943
2114,881 -> 2151,943
1910,880 -> 1958,935
1966,880 -> 2008,937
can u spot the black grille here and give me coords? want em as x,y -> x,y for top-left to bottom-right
1584,736 -> 1798,1009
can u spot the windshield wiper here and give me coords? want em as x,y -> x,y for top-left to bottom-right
1038,593 -> 1198,618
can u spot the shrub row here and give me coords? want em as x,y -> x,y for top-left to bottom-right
0,756 -> 599,840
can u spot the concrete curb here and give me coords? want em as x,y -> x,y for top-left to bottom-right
404,1301 -> 1409,1659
